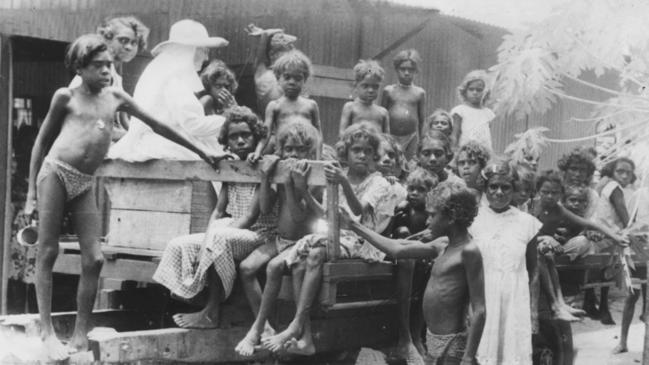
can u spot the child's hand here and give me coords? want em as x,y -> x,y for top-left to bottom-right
338,208 -> 354,230
247,151 -> 262,165
259,154 -> 280,177
538,235 -> 562,255
385,175 -> 399,185
23,193 -> 37,219
614,233 -> 629,247
290,160 -> 311,193
214,89 -> 236,110
200,152 -> 233,170
324,161 -> 346,184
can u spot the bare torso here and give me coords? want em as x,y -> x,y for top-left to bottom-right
272,96 -> 318,132
348,100 -> 388,133
276,187 -> 316,240
384,85 -> 424,136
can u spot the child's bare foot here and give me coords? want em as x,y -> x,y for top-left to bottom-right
261,322 -> 276,339
42,335 -> 71,361
235,329 -> 262,357
552,307 -> 582,322
599,309 -> 615,325
285,337 -> 316,356
172,309 -> 219,329
262,325 -> 300,353
564,305 -> 586,317
612,343 -> 628,354
67,334 -> 89,353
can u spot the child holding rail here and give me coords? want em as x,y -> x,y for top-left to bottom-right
342,181 -> 486,365
339,60 -> 390,136
451,70 -> 495,152
25,34 -> 226,360
381,49 -> 426,160
249,50 -> 321,161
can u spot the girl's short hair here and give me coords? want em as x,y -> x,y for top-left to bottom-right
481,158 -> 518,188
336,122 -> 381,163
557,148 -> 596,179
272,50 -> 312,80
379,133 -> 408,175
200,59 -> 238,94
426,181 -> 478,229
457,69 -> 490,106
276,116 -> 320,159
353,59 -> 385,83
457,141 -> 491,169
393,49 -> 422,71
535,169 -> 565,194
218,105 -> 267,149
418,130 -> 453,161
97,16 -> 150,52
600,157 -> 637,183
65,34 -> 109,72
425,109 -> 453,135
407,168 -> 438,191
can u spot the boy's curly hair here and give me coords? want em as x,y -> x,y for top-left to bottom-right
65,34 -> 109,73
276,116 -> 320,159
272,50 -> 312,80
458,69 -> 490,106
353,59 -> 385,83
481,157 -> 518,189
457,141 -> 491,169
600,157 -> 636,183
418,130 -> 454,161
336,122 -> 381,164
393,49 -> 422,71
217,106 -> 267,149
379,133 -> 408,175
424,109 -> 453,136
407,168 -> 438,191
426,181 -> 478,229
535,169 -> 565,194
200,59 -> 238,94
557,148 -> 596,179
97,16 -> 150,51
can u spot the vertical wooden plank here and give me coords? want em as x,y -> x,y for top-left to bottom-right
326,182 -> 339,261
1,34 -> 13,314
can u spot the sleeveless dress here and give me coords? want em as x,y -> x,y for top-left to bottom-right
451,104 -> 495,151
470,205 -> 541,365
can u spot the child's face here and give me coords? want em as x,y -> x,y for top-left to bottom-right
485,174 -> 513,211
356,75 -> 381,103
564,191 -> 588,216
418,139 -> 449,175
227,122 -> 255,159
79,50 -> 113,89
107,24 -> 138,63
281,136 -> 310,160
613,160 -> 634,187
538,181 -> 562,208
377,141 -> 398,177
278,71 -> 306,98
466,80 -> 485,107
456,151 -> 481,188
564,163 -> 589,185
511,181 -> 531,207
347,138 -> 375,174
209,75 -> 232,106
425,205 -> 451,239
407,183 -> 428,208
396,60 -> 416,85
430,116 -> 452,136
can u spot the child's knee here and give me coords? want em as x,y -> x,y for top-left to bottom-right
265,258 -> 285,278
239,258 -> 261,278
81,253 -> 104,273
306,248 -> 325,268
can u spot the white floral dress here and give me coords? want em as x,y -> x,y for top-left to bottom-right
470,205 -> 541,365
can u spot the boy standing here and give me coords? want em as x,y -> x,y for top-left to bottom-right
342,181 -> 486,364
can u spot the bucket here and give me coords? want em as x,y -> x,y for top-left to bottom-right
17,224 -> 38,247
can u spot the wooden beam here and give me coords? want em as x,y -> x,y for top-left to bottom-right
0,34 -> 13,315
97,160 -> 327,186
53,252 -> 159,283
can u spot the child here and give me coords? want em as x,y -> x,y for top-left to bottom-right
417,130 -> 465,186
381,49 -> 426,160
423,108 -> 453,139
450,70 -> 495,152
25,34 -> 226,360
244,123 -> 393,355
153,106 -> 274,329
531,170 -> 626,322
198,59 -> 238,115
339,60 -> 390,136
245,24 -> 297,114
235,117 -> 321,356
391,168 -> 438,237
342,181 -> 486,365
512,164 -> 536,212
249,50 -> 321,161
456,141 -> 490,192
377,133 -> 408,184
557,148 -> 599,218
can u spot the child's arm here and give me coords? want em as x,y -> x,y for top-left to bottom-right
417,89 -> 426,137
379,86 -> 392,111
249,101 -> 277,163
451,113 -> 462,150
291,160 -> 325,216
199,94 -> 215,115
25,88 -> 70,215
560,205 -> 626,243
461,243 -> 486,364
610,186 -> 630,227
310,100 -> 323,160
324,161 -> 364,216
116,90 -> 230,168
382,108 -> 390,135
230,189 -> 262,229
258,155 -> 280,214
339,102 -> 353,137
211,184 -> 229,221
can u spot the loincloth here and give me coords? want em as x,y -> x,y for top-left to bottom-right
392,132 -> 419,161
37,156 -> 94,201
275,235 -> 297,253
426,330 -> 467,364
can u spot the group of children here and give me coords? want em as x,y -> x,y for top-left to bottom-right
21,16 -> 648,365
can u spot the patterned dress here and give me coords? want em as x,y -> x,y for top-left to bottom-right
470,205 -> 541,365
153,183 -> 276,299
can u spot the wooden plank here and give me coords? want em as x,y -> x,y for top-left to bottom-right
306,76 -> 353,99
53,253 -> 158,283
326,182 -> 340,261
59,241 -> 163,259
323,260 -> 395,280
107,210 -> 191,250
105,178 -> 193,213
312,64 -> 354,80
97,160 -> 327,186
189,181 -> 216,234
0,34 -> 12,315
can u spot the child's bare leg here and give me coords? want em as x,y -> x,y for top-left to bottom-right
173,268 -> 223,328
35,174 -> 71,359
539,256 -> 579,321
410,261 -> 430,356
236,249 -> 287,357
613,288 -> 640,354
68,191 -> 103,352
640,284 -> 647,321
583,287 -> 600,317
600,287 -> 615,325
547,256 -> 584,316
390,259 -> 423,364
264,247 -> 324,354
285,259 -> 313,355
239,241 -> 278,317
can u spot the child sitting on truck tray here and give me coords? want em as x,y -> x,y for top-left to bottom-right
25,34 -> 226,360
153,106 -> 273,330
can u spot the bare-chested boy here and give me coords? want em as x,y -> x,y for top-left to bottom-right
339,59 -> 390,136
248,50 -> 321,162
342,181 -> 485,365
381,49 -> 426,160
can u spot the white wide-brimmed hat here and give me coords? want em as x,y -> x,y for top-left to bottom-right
151,19 -> 229,56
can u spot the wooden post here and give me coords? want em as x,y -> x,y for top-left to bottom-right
326,182 -> 340,262
0,34 -> 13,315
644,260 -> 649,364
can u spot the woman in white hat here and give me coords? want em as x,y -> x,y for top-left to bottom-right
108,19 -> 229,161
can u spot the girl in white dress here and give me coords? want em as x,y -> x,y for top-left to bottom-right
471,159 -> 552,365
451,70 -> 495,152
